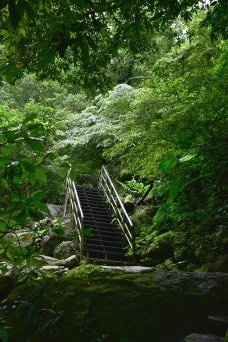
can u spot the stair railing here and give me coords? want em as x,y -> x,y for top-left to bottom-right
98,166 -> 135,253
63,169 -> 85,258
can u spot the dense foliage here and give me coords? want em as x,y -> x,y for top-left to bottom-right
0,0 -> 227,88
0,4 -> 227,272
54,14 -> 227,269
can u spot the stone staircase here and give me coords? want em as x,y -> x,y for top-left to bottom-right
76,185 -> 130,263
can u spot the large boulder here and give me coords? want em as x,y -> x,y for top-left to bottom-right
2,230 -> 34,248
1,270 -> 228,341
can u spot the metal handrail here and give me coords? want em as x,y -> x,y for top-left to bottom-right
98,166 -> 135,252
63,169 -> 84,257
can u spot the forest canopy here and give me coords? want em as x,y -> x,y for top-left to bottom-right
0,0 -> 227,87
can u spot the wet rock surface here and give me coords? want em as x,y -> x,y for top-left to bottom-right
183,333 -> 224,341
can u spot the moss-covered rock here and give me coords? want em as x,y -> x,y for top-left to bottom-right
131,206 -> 155,233
54,241 -> 77,259
204,256 -> 228,273
0,270 -> 228,341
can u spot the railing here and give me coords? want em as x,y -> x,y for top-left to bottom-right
63,169 -> 84,257
98,166 -> 135,253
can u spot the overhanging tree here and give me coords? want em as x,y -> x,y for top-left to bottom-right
0,0 -> 226,87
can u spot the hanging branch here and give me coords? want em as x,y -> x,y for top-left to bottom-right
136,181 -> 154,206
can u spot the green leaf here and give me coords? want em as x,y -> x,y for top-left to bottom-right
25,137 -> 45,152
17,208 -> 27,225
22,114 -> 37,125
8,245 -> 24,257
0,156 -> 11,167
27,190 -> 45,203
31,202 -> 50,214
158,156 -> 177,171
35,166 -> 47,184
169,180 -> 182,200
179,154 -> 196,163
0,245 -> 6,255
6,249 -> 12,259
25,123 -> 45,133
27,207 -> 44,221
0,221 -> 7,233
5,200 -> 24,213
52,227 -> 65,237
2,144 -> 17,155
20,157 -> 35,172
82,227 -> 94,237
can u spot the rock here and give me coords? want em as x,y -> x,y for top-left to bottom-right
184,333 -> 224,341
40,234 -> 64,256
206,256 -> 228,273
3,230 -> 34,248
208,316 -> 228,328
0,276 -> 13,302
41,265 -> 69,274
208,316 -> 228,336
41,266 -> 66,271
40,255 -> 66,266
46,204 -> 63,218
2,270 -> 228,341
40,254 -> 79,269
54,241 -> 77,259
64,255 -> 79,269
123,195 -> 135,213
131,206 -> 156,233
102,266 -> 153,273
146,242 -> 173,265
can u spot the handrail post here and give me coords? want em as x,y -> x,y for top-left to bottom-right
98,165 -> 135,258
63,169 -> 71,218
98,167 -> 103,190
63,186 -> 69,218
63,168 -> 85,260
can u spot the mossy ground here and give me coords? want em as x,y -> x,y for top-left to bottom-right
1,268 -> 227,342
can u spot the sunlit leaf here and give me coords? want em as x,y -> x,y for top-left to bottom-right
179,154 -> 196,163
